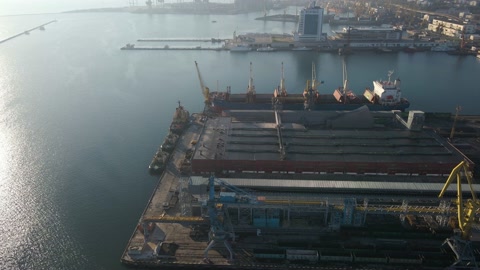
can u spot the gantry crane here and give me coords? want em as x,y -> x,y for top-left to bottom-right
194,61 -> 210,105
203,175 -> 258,263
438,160 -> 479,268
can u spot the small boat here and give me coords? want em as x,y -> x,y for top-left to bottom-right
230,45 -> 251,52
431,44 -> 455,52
39,26 -> 45,31
292,46 -> 312,51
211,20 -> 217,23
257,46 -> 276,52
403,46 -> 417,53
375,47 -> 393,53
477,52 -> 480,59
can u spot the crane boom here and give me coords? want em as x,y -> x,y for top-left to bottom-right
438,160 -> 479,239
194,61 -> 210,104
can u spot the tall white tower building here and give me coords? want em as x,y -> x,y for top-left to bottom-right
295,1 -> 324,42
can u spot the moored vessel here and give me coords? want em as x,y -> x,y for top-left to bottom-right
198,62 -> 409,112
148,102 -> 189,175
229,45 -> 251,52
431,44 -> 456,52
256,46 -> 276,52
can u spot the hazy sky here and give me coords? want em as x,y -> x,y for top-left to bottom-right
0,0 -> 234,16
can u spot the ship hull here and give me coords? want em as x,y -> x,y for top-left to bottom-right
211,95 -> 409,112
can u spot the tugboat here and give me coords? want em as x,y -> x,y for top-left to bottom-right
170,101 -> 190,134
148,101 -> 189,175
161,133 -> 179,153
148,149 -> 169,175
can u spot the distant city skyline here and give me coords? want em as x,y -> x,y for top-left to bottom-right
0,0 -> 235,16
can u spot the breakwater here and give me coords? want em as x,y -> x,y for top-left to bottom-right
0,20 -> 57,44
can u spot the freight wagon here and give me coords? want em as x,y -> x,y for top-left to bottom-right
286,249 -> 319,264
253,249 -> 286,262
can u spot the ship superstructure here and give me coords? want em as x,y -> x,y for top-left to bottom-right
367,71 -> 403,106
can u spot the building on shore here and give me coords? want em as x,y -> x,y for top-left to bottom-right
428,19 -> 476,38
294,1 -> 324,42
332,26 -> 403,42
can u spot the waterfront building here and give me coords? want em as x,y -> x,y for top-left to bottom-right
333,26 -> 403,41
294,2 -> 324,42
428,19 -> 476,38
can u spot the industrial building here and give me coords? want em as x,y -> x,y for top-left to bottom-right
332,26 -> 403,41
192,109 -> 465,177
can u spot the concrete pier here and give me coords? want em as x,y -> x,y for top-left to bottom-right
121,45 -> 227,51
0,20 -> 57,44
138,38 -> 226,43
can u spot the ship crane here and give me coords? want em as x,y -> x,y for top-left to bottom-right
246,62 -> 256,103
203,175 -> 258,263
303,62 -> 322,110
342,59 -> 349,104
194,61 -> 210,105
279,62 -> 287,96
438,160 -> 480,268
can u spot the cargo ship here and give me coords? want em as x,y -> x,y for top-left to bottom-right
148,102 -> 189,175
200,62 -> 409,112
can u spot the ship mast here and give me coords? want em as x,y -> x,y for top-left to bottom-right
311,62 -> 316,89
279,62 -> 286,96
247,62 -> 255,95
246,62 -> 256,103
342,59 -> 348,104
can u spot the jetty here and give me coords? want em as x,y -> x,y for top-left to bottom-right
138,38 -> 226,43
120,45 -> 227,51
0,20 -> 57,44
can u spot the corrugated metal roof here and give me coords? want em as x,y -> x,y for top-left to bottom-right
194,116 -> 463,164
190,176 -> 480,194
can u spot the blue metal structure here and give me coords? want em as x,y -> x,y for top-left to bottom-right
203,175 -> 258,262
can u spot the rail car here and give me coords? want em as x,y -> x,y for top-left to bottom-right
252,248 -> 427,266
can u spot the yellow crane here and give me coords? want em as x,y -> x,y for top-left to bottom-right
194,61 -> 210,104
439,160 -> 479,268
438,160 -> 479,239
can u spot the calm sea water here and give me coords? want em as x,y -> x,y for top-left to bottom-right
0,9 -> 479,270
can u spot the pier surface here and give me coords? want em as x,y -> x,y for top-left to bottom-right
121,110 -> 480,269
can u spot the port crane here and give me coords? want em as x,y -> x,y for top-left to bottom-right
194,61 -> 210,105
438,160 -> 479,268
246,62 -> 256,103
203,175 -> 258,262
303,62 -> 322,110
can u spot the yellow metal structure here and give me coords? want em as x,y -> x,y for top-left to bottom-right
194,61 -> 210,104
438,161 -> 479,239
